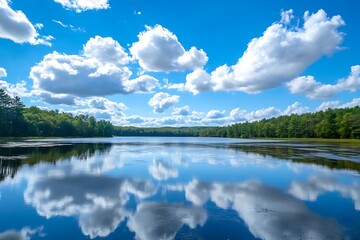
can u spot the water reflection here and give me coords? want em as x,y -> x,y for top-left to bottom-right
0,138 -> 359,239
289,176 -> 360,210
0,143 -> 112,182
0,226 -> 43,240
148,159 -> 178,181
185,179 -> 343,240
128,202 -> 207,240
24,175 -> 156,238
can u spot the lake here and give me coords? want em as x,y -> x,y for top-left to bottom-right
0,137 -> 359,240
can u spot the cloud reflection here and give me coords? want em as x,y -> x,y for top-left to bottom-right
0,226 -> 43,240
185,179 -> 343,240
127,202 -> 207,240
24,175 -> 156,238
148,159 -> 178,181
289,176 -> 360,210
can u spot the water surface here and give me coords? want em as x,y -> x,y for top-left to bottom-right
0,137 -> 359,240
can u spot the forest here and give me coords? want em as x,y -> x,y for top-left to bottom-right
1,89 -> 360,139
200,106 -> 360,139
0,90 -> 114,137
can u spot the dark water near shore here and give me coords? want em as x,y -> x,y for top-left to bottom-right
0,137 -> 359,240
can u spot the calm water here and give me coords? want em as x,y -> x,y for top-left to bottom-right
0,137 -> 359,240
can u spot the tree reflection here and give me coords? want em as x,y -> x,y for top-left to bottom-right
0,143 -> 112,182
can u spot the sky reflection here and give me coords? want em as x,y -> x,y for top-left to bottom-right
0,138 -> 359,239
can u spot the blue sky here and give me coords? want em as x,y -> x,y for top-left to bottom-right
1,0 -> 360,127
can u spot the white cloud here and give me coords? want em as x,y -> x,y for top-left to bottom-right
287,76 -> 337,99
52,19 -> 85,32
185,69 -> 214,95
337,65 -> 360,92
288,65 -> 360,99
230,108 -> 247,121
316,101 -> 340,111
0,67 -> 6,77
280,9 -> 294,24
282,102 -> 309,115
0,0 -> 52,45
86,97 -> 127,111
185,9 -> 344,94
148,92 -> 179,113
246,107 -> 281,121
162,78 -> 185,92
0,80 -> 30,97
127,202 -> 207,240
38,92 -> 76,105
69,97 -> 127,121
206,109 -> 225,119
172,106 -> 190,116
53,0 -> 109,12
30,36 -> 159,98
119,102 -> 309,127
340,98 -> 360,108
130,25 -> 208,72
316,98 -> 360,111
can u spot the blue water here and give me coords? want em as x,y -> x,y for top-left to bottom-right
0,137 -> 359,240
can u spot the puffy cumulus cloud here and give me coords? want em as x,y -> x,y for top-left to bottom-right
289,176 -> 360,210
206,109 -> 225,119
172,105 -> 190,116
78,97 -> 127,112
316,101 -> 340,111
0,227 -> 44,240
115,115 -> 186,127
287,76 -> 337,99
68,97 -> 127,121
53,0 -> 109,12
185,179 -> 343,240
288,65 -> 360,99
83,36 -> 129,66
185,9 -> 344,94
148,92 -> 179,113
130,25 -> 208,72
0,80 -> 31,97
230,108 -> 247,122
30,36 -> 159,98
245,107 -> 281,122
148,160 -> 178,181
127,202 -> 207,240
24,175 -> 156,238
340,98 -> 360,108
185,69 -> 214,95
336,65 -> 360,92
282,102 -> 309,115
316,98 -> 360,112
38,92 -> 77,105
119,102 -> 309,127
0,0 -> 52,45
0,67 -> 6,77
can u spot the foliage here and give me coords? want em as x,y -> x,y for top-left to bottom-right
200,107 -> 360,139
0,90 -> 114,137
114,126 -> 207,137
1,89 -> 360,139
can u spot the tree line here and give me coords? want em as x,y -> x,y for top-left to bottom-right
199,107 -> 360,139
0,89 -> 114,137
1,89 -> 360,139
